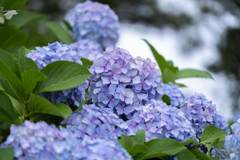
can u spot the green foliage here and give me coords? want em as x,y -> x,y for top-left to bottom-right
135,138 -> 186,160
8,11 -> 47,29
28,94 -> 72,120
45,21 -> 73,44
33,61 -> 92,93
0,0 -> 27,10
62,19 -> 72,32
0,91 -> 15,123
119,130 -> 148,157
0,25 -> 27,49
177,149 -> 198,160
19,46 -> 31,56
180,139 -> 197,147
162,68 -> 175,83
80,58 -> 93,69
174,69 -> 214,80
0,147 -> 14,160
161,94 -> 171,105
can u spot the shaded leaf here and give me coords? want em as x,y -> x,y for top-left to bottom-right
167,61 -> 179,74
162,68 -> 175,83
0,25 -> 27,49
80,58 -> 93,69
28,94 -> 72,119
190,149 -> 209,160
162,94 -> 171,105
0,0 -> 27,10
8,11 -> 47,28
177,149 -> 198,160
34,61 -> 92,94
19,50 -> 39,73
45,21 -> 73,44
180,139 -> 197,147
143,39 -> 168,74
175,69 -> 214,80
19,46 -> 31,55
0,91 -> 15,123
62,19 -> 72,32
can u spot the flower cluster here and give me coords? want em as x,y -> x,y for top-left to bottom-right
127,99 -> 195,142
1,121 -> 82,160
71,39 -> 103,59
62,104 -> 134,140
163,82 -> 185,107
26,42 -> 88,106
66,1 -> 119,48
1,121 -> 132,160
180,93 -> 229,139
88,47 -> 164,119
225,113 -> 240,160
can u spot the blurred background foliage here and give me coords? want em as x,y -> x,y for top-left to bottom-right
2,0 -> 240,114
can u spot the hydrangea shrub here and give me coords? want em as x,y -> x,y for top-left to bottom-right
88,47 -> 164,119
26,41 -> 88,106
180,93 -> 230,139
127,99 -> 196,142
61,104 -> 135,140
66,1 -> 119,48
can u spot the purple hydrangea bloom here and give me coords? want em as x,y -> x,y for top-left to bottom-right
61,104 -> 134,140
88,47 -> 164,119
26,42 -> 88,107
127,99 -> 195,142
163,82 -> 185,107
66,1 -> 119,48
71,39 -> 103,59
180,93 -> 229,139
224,113 -> 240,160
1,121 -> 83,160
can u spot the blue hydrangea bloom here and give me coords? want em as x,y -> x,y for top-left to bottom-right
127,99 -> 195,142
66,1 -> 119,48
180,93 -> 230,139
26,42 -> 88,107
71,39 -> 103,59
88,47 -> 164,119
224,113 -> 240,160
1,121 -> 83,160
163,82 -> 185,107
61,104 -> 134,140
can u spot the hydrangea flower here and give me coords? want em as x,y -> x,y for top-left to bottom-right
26,42 -> 88,106
163,82 -> 185,107
71,39 -> 103,59
66,1 -> 119,48
88,47 -> 164,119
127,99 -> 195,142
180,93 -> 230,139
1,121 -> 132,160
224,113 -> 240,160
61,104 -> 134,140
1,121 -> 83,160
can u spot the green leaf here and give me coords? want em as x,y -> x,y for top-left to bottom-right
174,69 -> 214,80
190,149 -> 210,160
161,94 -> 171,105
135,138 -> 186,160
19,50 -> 39,73
62,19 -> 72,32
120,132 -> 148,157
143,39 -> 168,75
167,61 -> 179,74
201,125 -> 228,147
0,91 -> 15,123
162,68 -> 175,83
34,61 -> 92,94
177,149 -> 198,160
28,94 -> 72,119
45,21 -> 73,44
6,94 -> 23,117
0,0 -> 27,10
0,49 -> 21,78
174,83 -> 187,88
0,61 -> 25,103
80,58 -> 93,69
0,147 -> 14,160
21,70 -> 46,100
8,11 -> 47,28
0,25 -> 27,49
180,139 -> 197,147
19,46 -> 31,55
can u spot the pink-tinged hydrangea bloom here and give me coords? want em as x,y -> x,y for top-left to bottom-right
180,93 -> 230,139
88,47 -> 164,119
71,39 -> 103,59
163,82 -> 185,107
1,121 -> 132,160
66,1 -> 119,48
127,99 -> 195,142
26,42 -> 88,107
61,104 -> 135,140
